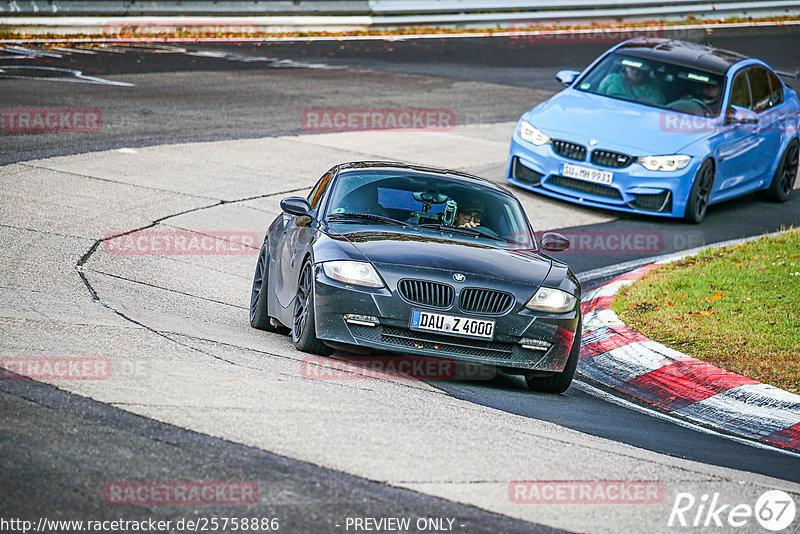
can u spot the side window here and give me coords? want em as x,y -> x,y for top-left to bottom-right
748,67 -> 775,112
307,172 -> 332,209
767,69 -> 784,107
729,70 -> 751,108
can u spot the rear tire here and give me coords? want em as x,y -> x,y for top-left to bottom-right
250,242 -> 289,333
525,316 -> 582,394
292,261 -> 333,355
757,139 -> 799,202
683,159 -> 714,224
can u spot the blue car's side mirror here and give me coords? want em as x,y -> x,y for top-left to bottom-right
280,197 -> 312,217
725,105 -> 759,126
555,70 -> 581,87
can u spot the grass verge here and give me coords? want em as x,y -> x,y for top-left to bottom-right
612,228 -> 800,393
0,15 -> 799,42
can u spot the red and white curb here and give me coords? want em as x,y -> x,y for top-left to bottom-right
578,264 -> 800,452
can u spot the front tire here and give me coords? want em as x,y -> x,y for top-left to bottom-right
684,159 -> 714,224
525,316 -> 582,394
292,261 -> 333,355
250,242 -> 289,333
758,139 -> 799,203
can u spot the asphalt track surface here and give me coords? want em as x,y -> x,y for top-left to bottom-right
2,24 -> 800,531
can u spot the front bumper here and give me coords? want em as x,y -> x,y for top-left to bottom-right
312,263 -> 580,372
507,136 -> 701,218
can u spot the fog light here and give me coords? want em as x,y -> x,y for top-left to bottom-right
520,338 -> 551,351
344,314 -> 379,326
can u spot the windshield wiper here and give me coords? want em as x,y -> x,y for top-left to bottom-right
327,212 -> 410,227
418,223 -> 505,242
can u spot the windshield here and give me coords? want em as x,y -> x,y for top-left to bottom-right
576,52 -> 726,117
324,170 -> 535,248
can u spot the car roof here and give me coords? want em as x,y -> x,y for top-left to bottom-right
333,161 -> 514,196
614,38 -> 750,75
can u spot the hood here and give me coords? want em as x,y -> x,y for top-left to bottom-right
525,89 -> 710,155
329,228 -> 552,285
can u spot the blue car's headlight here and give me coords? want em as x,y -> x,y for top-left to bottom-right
518,120 -> 551,146
322,261 -> 384,288
525,287 -> 577,313
637,155 -> 692,172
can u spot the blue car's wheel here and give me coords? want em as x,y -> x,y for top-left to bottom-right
684,159 -> 714,224
759,139 -> 799,203
292,261 -> 333,355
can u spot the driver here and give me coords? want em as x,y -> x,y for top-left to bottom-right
599,61 -> 665,105
455,198 -> 487,229
699,79 -> 722,111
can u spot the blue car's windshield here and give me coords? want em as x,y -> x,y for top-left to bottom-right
324,170 -> 535,248
576,52 -> 726,117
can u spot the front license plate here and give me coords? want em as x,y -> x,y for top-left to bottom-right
410,310 -> 495,340
561,163 -> 613,185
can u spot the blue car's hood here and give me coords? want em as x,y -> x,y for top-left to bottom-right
525,89 -> 709,155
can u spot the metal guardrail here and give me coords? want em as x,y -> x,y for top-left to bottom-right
2,0 -> 799,16
1,1 -> 370,15
1,0 -> 799,35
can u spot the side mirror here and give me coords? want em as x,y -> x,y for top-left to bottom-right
555,69 -> 581,87
724,105 -> 758,126
280,196 -> 312,216
540,232 -> 570,252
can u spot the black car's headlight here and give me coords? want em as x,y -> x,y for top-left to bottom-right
518,120 -> 551,146
322,261 -> 384,288
525,287 -> 577,313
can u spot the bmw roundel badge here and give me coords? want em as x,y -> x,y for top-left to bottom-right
453,273 -> 466,282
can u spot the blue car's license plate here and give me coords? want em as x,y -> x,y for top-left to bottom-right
410,310 -> 495,340
561,163 -> 613,185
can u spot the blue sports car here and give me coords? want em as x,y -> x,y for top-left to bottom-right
507,38 -> 800,223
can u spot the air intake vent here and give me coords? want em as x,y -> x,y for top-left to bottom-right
629,191 -> 672,212
547,175 -> 623,200
511,157 -> 543,185
459,288 -> 514,315
398,279 -> 454,308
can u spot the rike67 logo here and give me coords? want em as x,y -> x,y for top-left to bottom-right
668,490 -> 796,531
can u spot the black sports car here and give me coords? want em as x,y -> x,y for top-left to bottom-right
250,162 -> 582,392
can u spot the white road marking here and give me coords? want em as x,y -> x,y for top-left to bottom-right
0,66 -> 134,86
573,379 -> 800,459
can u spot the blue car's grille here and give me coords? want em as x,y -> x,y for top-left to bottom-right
459,288 -> 514,315
398,279 -> 454,308
552,140 -> 587,161
511,157 -> 543,185
547,176 -> 623,200
591,149 -> 633,168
